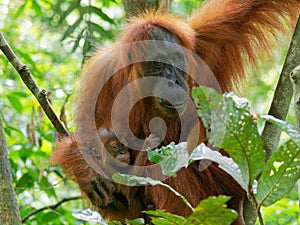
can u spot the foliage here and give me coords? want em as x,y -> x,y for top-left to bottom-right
0,0 -> 299,224
193,88 -> 266,187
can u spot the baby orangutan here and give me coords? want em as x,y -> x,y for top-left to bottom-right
103,134 -> 131,165
99,127 -> 161,167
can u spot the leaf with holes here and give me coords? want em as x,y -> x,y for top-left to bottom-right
192,87 -> 266,187
256,139 -> 300,206
190,143 -> 247,190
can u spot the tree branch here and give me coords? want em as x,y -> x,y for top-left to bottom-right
261,15 -> 300,159
0,32 -> 69,137
21,196 -> 81,223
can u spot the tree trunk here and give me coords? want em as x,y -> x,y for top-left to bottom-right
261,16 -> 300,159
122,0 -> 171,18
0,114 -> 22,225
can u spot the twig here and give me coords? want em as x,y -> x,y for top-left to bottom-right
0,32 -> 69,137
21,196 -> 81,223
261,15 -> 300,160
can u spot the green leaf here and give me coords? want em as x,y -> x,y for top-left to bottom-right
40,176 -> 56,197
16,173 -> 35,191
71,29 -> 85,52
148,142 -> 189,177
112,173 -> 163,187
87,21 -> 113,38
4,125 -> 23,137
260,115 -> 300,142
57,0 -> 81,25
27,167 -> 40,181
41,211 -> 59,223
40,130 -> 54,142
14,0 -> 28,18
61,18 -> 82,41
192,87 -> 211,129
192,87 -> 266,187
112,173 -> 194,211
148,143 -> 175,163
186,196 -> 237,225
108,221 -> 122,225
19,146 -> 33,162
83,6 -> 115,24
126,218 -> 145,225
144,210 -> 185,225
256,140 -> 300,206
31,0 -> 43,17
190,144 -> 247,190
7,94 -> 23,113
18,51 -> 42,77
10,91 -> 28,98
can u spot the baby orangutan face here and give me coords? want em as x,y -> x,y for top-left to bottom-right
104,137 -> 130,165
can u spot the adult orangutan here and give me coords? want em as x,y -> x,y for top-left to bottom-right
52,1 -> 300,224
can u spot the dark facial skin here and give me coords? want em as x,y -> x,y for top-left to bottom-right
142,26 -> 189,114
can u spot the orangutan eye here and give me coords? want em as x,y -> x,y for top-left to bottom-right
151,60 -> 164,68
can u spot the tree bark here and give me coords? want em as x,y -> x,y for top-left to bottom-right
122,0 -> 171,18
261,15 -> 300,159
290,64 -> 300,128
0,114 -> 22,225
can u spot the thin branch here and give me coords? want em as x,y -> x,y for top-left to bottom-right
21,196 -> 81,223
261,15 -> 300,160
0,32 -> 69,137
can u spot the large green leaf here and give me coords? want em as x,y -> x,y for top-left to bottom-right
186,196 -> 237,225
190,144 -> 247,190
256,140 -> 300,206
256,115 -> 300,206
192,87 -> 266,187
112,173 -> 193,211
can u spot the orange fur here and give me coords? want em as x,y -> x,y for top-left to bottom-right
52,1 -> 299,224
